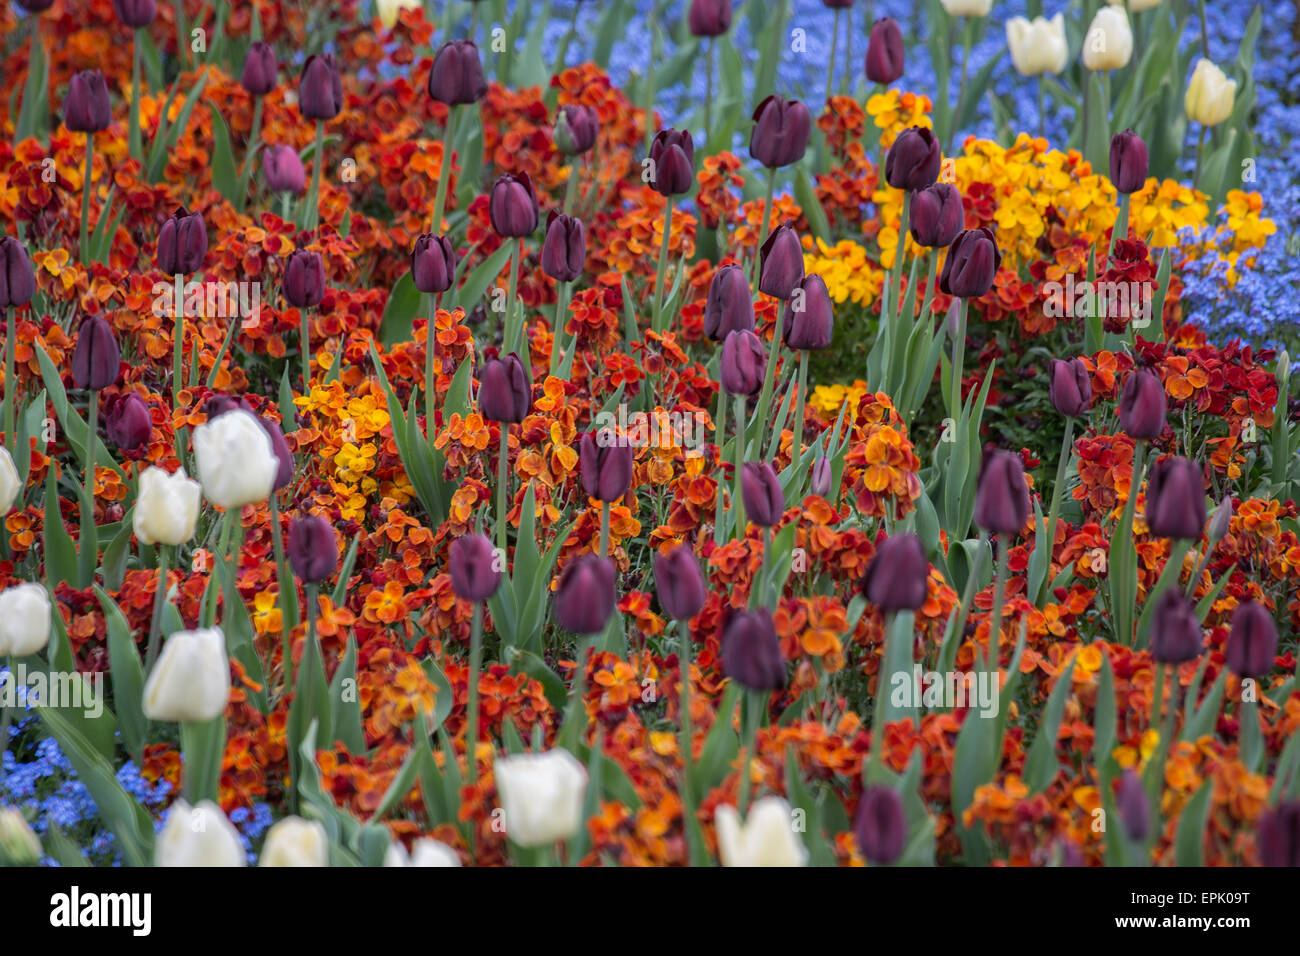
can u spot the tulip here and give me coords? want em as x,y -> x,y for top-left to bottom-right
720,608 -> 786,690
865,18 -> 905,86
16,0 -> 57,11
156,207 -> 208,276
1208,497 -> 1232,543
489,173 -> 540,238
854,786 -> 905,865
241,41 -> 278,97
648,129 -> 695,198
741,462 -> 784,527
251,409 -> 294,492
0,807 -> 41,866
653,545 -> 707,621
1116,769 -> 1149,842
541,212 -> 585,283
193,409 -> 280,509
142,627 -> 231,722
0,583 -> 51,656
449,532 -> 501,602
111,0 -> 155,27
715,796 -> 807,867
909,183 -> 964,249
1082,6 -> 1133,72
1108,0 -> 1163,9
377,0 -> 421,30
1049,358 -> 1092,418
1149,588 -> 1203,665
758,223 -> 804,300
782,275 -> 834,350
940,0 -> 992,15
1226,600 -> 1278,678
1118,370 -> 1167,440
1257,802 -> 1300,867
156,799 -> 246,867
720,329 -> 766,397
940,227 -> 1001,299
0,447 -> 20,516
283,247 -> 325,309
133,466 -> 200,546
259,817 -> 328,867
493,749 -> 588,848
262,145 -> 306,194
553,553 -> 616,635
298,53 -> 343,121
688,0 -> 732,37
862,533 -> 928,612
479,353 -> 530,423
809,456 -> 833,499
0,237 -> 36,309
71,315 -> 119,391
428,40 -> 488,106
554,105 -> 598,156
750,95 -> 812,169
411,234 -> 457,295
1144,456 -> 1206,540
884,127 -> 941,191
64,70 -> 111,133
1109,129 -> 1148,195
975,448 -> 1030,536
1185,59 -> 1236,127
289,513 -> 338,584
704,264 -> 756,340
1005,14 -> 1068,77
581,430 -> 634,503
106,392 -> 151,454
384,838 -> 462,867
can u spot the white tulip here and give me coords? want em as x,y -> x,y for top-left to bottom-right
1185,59 -> 1237,127
376,0 -> 421,30
192,409 -> 279,509
258,817 -> 329,867
0,583 -> 51,656
0,446 -> 20,516
1108,0 -> 1164,12
1005,14 -> 1068,77
940,0 -> 993,15
384,838 -> 462,867
1082,6 -> 1133,71
714,796 -> 809,867
0,807 -> 42,865
156,799 -> 246,867
493,749 -> 588,848
142,627 -> 230,723
133,466 -> 201,546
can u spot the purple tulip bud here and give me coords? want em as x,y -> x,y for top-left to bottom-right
411,234 -> 457,295
0,237 -> 36,309
1144,456 -> 1206,540
782,274 -> 834,350
862,533 -> 928,612
1226,600 -> 1278,678
720,608 -> 786,691
939,227 -> 1001,299
541,211 -> 585,283
580,429 -> 634,502
1048,357 -> 1092,418
554,104 -> 598,156
1149,588 -> 1203,665
289,513 -> 338,584
241,41 -> 278,97
554,553 -> 617,635
974,448 -> 1030,536
653,545 -> 707,621
749,95 -> 812,169
865,18 -> 905,86
688,0 -> 733,37
427,40 -> 488,106
1118,370 -> 1167,440
854,786 -> 905,865
262,144 -> 306,194
489,172 -> 539,238
1052,838 -> 1085,867
720,329 -> 766,398
479,353 -> 530,423
909,182 -> 964,249
809,456 -> 833,499
1257,802 -> 1300,867
822,0 -> 854,7
111,0 -> 155,29
71,315 -> 120,390
884,126 -> 941,191
741,461 -> 784,528
16,0 -> 57,11
759,223 -> 805,300
106,392 -> 152,453
298,53 -> 343,121
1208,496 -> 1232,543
1116,770 -> 1150,842
1109,129 -> 1149,196
704,264 -> 755,341
64,70 -> 112,134
648,129 -> 695,198
257,411 -> 294,492
204,393 -> 246,418
283,248 -> 325,309
156,207 -> 208,277
449,532 -> 501,602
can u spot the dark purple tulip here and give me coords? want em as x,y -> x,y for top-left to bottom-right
909,182 -> 964,249
862,533 -> 928,612
449,532 -> 501,602
262,145 -> 306,194
749,95 -> 812,169
111,0 -> 155,28
1119,370 -> 1167,440
854,786 -> 905,865
16,0 -> 57,11
106,392 -> 151,453
64,70 -> 112,134
489,173 -> 539,238
1052,839 -> 1085,867
289,513 -> 338,584
298,53 -> 343,121
1257,802 -> 1300,867
478,353 -> 530,424
719,329 -> 766,397
758,223 -> 804,300
884,126 -> 941,191
688,0 -> 733,37
720,608 -> 786,691
704,264 -> 755,341
257,412 -> 294,492
1208,497 -> 1232,542
648,129 -> 695,198
1144,456 -> 1206,540
653,545 -> 707,621
204,393 -> 245,418
241,41 -> 278,97
1116,770 -> 1150,842
1226,600 -> 1278,678
553,553 -> 616,635
156,207 -> 208,276
0,237 -> 36,309
741,461 -> 784,528
822,0 -> 854,6
71,315 -> 120,390
541,212 -> 585,283
411,234 -> 457,295
1109,129 -> 1149,196
1048,357 -> 1092,418
939,227 -> 1001,299
580,429 -> 634,503
809,456 -> 833,498
975,448 -> 1030,536
865,18 -> 905,86
283,248 -> 325,309
782,274 -> 833,350
427,40 -> 488,106
1149,588 -> 1203,665
554,104 -> 598,156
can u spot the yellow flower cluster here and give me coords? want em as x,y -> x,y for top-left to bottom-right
802,239 -> 885,308
809,380 -> 871,418
866,90 -> 934,150
1130,178 -> 1211,249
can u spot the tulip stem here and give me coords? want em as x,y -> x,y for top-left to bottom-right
172,272 -> 185,425
239,98 -> 265,181
3,306 -> 14,459
1184,539 -> 1213,601
270,496 -> 298,694
1110,193 -> 1130,263
842,6 -> 852,96
1037,77 -> 1046,143
752,168 -> 778,291
987,538 -> 1009,676
890,191 -> 911,330
79,134 -> 94,266
495,423 -> 510,553
950,298 -> 967,419
677,620 -> 693,789
550,280 -> 570,376
430,106 -> 458,235
737,689 -> 761,815
206,312 -> 241,389
425,293 -> 437,436
467,602 -> 483,787
1149,660 -> 1165,730
651,197 -> 674,336
144,545 -> 171,676
1037,417 -> 1075,606
0,655 -> 12,790
599,500 -> 610,558
1197,0 -> 1210,58
203,509 -> 235,628
950,18 -> 975,152
1192,125 -> 1207,192
506,237 -> 522,355
309,119 -> 325,237
731,394 -> 747,540
129,31 -> 142,163
712,394 -> 727,545
792,351 -> 808,467
300,306 -> 312,395
79,388 -> 98,587
826,9 -> 841,108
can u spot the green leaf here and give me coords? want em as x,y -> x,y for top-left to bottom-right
450,242 -> 514,315
206,103 -> 242,207
422,657 -> 455,735
329,635 -> 366,755
379,272 -> 422,346
41,469 -> 78,588
1182,668 -> 1227,742
179,715 -> 226,805
95,586 -> 147,762
1023,660 -> 1076,792
1173,781 -> 1212,866
43,824 -> 91,867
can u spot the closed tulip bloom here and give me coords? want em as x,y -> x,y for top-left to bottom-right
283,248 -> 325,309
156,207 -> 208,276
1005,14 -> 1068,77
1118,370 -> 1167,440
782,275 -> 834,350
854,786 -> 905,865
759,223 -> 804,299
1109,129 -> 1148,195
1185,58 -> 1237,127
449,532 -> 501,602
193,409 -> 280,509
0,448 -> 21,516
1116,770 -> 1149,842
71,315 -> 120,390
975,449 -> 1030,536
715,796 -> 808,867
478,353 -> 530,423
156,799 -> 246,867
16,0 -> 57,11
298,53 -> 343,121
688,0 -> 732,37
142,627 -> 231,722
541,212 -> 585,283
721,608 -> 786,690
940,0 -> 992,14
580,429 -> 634,502
742,461 -> 784,527
1144,456 -> 1206,540
111,0 -> 156,28
133,466 -> 200,546
1208,496 -> 1233,543
493,749 -> 588,847
0,807 -> 42,866
885,127 -> 941,191
411,234 -> 457,294
384,838 -> 461,867
1108,0 -> 1163,9
653,545 -> 707,621
262,145 -> 306,194
810,456 -> 833,498
749,95 -> 812,169
489,173 -> 540,238
909,182 -> 964,249
939,227 -> 1001,299
822,0 -> 853,6
241,41 -> 278,96
1256,802 -> 1300,867
1149,588 -> 1203,664
106,392 -> 152,453
704,264 -> 755,340
1226,600 -> 1278,678
0,583 -> 51,657
259,818 -> 329,867
862,533 -> 928,612
554,104 -> 598,155
289,513 -> 338,584
0,237 -> 36,308
1082,6 -> 1133,71
553,553 -> 616,635
1049,358 -> 1092,418
648,129 -> 695,197
720,329 -> 766,397
865,18 -> 905,85
427,39 -> 488,106
64,69 -> 112,133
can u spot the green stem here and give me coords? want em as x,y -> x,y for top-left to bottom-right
495,424 -> 510,553
731,394 -> 747,540
826,9 -> 841,107
737,690 -> 760,815
712,393 -> 727,545
1197,0 -> 1210,58
205,313 -> 241,388
950,297 -> 968,418
890,191 -> 911,331
652,198 -> 675,335
752,168 -> 778,291
270,496 -> 298,695
3,306 -> 14,459
842,6 -> 852,95
599,500 -> 610,558
425,293 -> 437,436
792,350 -> 808,466
129,32 -> 142,162
506,236 -> 522,354
430,106 -> 458,234
203,509 -> 235,627
240,97 -> 264,180
309,119 -> 325,237
677,620 -> 693,787
704,38 -> 714,154
950,19 -> 974,151
1192,125 -> 1207,192
467,602 -> 483,786
1110,192 -> 1130,262
144,545 -> 171,675
1038,417 -> 1075,604
549,281 -> 570,376
80,388 -> 98,586
172,273 -> 185,411
300,306 -> 312,394
1149,659 -> 1165,729
1038,76 -> 1046,142
79,134 -> 94,265
1184,540 -> 1213,600
987,538 -> 1009,676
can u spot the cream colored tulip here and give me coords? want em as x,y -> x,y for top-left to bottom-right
0,446 -> 19,516
259,817 -> 329,867
940,0 -> 993,16
1185,59 -> 1237,127
0,583 -> 51,656
384,838 -> 462,867
156,799 -> 246,867
1005,14 -> 1068,77
142,627 -> 230,723
1082,6 -> 1133,71
493,749 -> 588,847
376,0 -> 421,30
192,409 -> 278,509
1108,0 -> 1164,12
0,808 -> 42,865
715,796 -> 808,867
133,466 -> 201,546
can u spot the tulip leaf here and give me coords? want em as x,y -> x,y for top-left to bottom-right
207,103 -> 242,208
1268,725 -> 1300,804
95,585 -> 147,764
794,167 -> 831,246
1182,668 -> 1227,742
146,68 -> 210,183
416,740 -> 449,825
100,507 -> 135,593
1239,699 -> 1264,773
784,746 -> 833,866
692,682 -> 739,804
1093,653 -> 1117,772
286,625 -> 332,808
15,388 -> 49,488
372,744 -> 422,822
506,646 -> 567,711
15,24 -> 49,144
179,715 -> 226,805
1023,660 -> 1076,793
873,611 -> 917,735
1173,780 -> 1213,867
450,242 -> 514,316
1134,539 -> 1193,650
42,824 -> 91,868
379,272 -> 421,346
329,635 -> 366,756
41,469 -> 78,589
